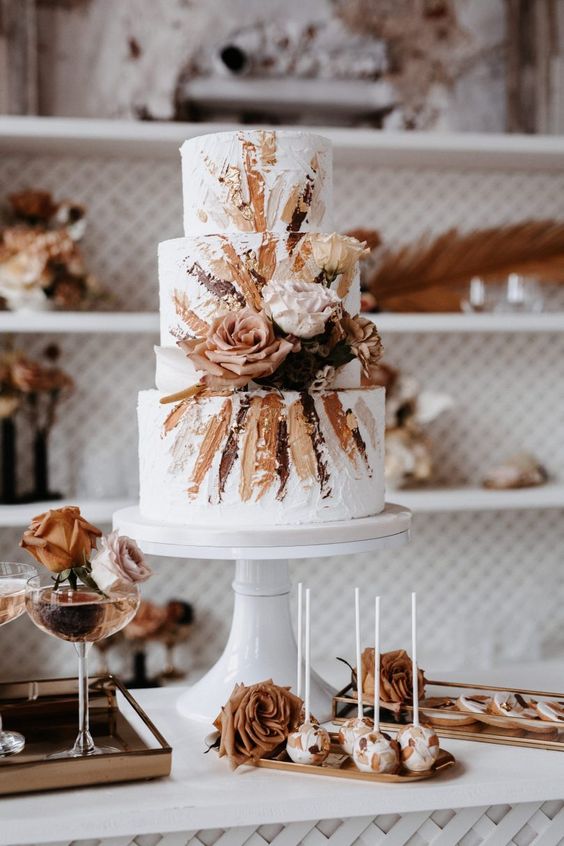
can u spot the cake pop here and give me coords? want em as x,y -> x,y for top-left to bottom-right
294,582 -> 319,726
352,596 -> 400,774
338,587 -> 373,755
286,588 -> 330,766
397,593 -> 439,773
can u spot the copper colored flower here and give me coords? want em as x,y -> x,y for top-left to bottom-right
214,679 -> 302,768
9,189 -> 58,223
179,307 -> 296,389
361,648 -> 425,713
20,506 -> 102,573
342,315 -> 383,380
10,356 -> 73,394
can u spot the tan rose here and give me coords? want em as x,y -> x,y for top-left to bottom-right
342,315 -> 383,380
10,357 -> 73,394
179,307 -> 297,389
310,233 -> 369,280
214,679 -> 302,769
20,506 -> 102,573
361,648 -> 425,714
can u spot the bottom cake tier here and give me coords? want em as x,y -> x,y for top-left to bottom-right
138,386 -> 385,526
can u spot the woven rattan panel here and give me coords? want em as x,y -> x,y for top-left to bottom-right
0,152 -> 563,682
40,801 -> 564,846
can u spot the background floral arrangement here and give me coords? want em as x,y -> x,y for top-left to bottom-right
0,189 -> 105,311
171,233 -> 383,399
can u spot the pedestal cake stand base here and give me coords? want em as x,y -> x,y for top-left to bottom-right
113,504 -> 411,724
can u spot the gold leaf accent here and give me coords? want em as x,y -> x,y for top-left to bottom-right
242,140 -> 266,230
172,290 -> 209,336
255,394 -> 284,500
187,399 -> 232,496
258,130 -> 277,169
238,397 -> 263,502
287,399 -> 317,482
321,393 -> 359,465
221,242 -> 262,310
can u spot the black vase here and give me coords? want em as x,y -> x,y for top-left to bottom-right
20,428 -> 61,503
0,417 -> 17,504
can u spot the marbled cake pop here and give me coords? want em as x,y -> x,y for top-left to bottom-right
339,587 -> 374,755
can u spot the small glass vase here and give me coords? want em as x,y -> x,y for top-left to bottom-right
26,576 -> 140,757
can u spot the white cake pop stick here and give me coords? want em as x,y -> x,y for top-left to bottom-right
296,582 -> 303,699
412,592 -> 419,727
355,587 -> 364,720
374,595 -> 380,732
305,587 -> 311,724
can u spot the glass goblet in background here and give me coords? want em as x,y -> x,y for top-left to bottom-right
25,575 -> 140,757
159,600 -> 194,683
0,562 -> 37,756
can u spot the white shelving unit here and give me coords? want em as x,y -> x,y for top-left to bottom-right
0,311 -> 159,333
372,312 -> 564,333
0,498 -> 132,527
396,484 -> 564,513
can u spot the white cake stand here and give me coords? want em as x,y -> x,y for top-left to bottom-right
113,503 -> 411,724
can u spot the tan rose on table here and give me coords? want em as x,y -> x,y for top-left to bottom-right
361,648 -> 425,714
262,278 -> 340,339
309,233 -> 369,281
20,506 -> 102,573
90,530 -> 152,592
179,307 -> 296,389
213,679 -> 303,769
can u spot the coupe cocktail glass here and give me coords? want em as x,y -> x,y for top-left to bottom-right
26,575 -> 140,756
0,562 -> 37,756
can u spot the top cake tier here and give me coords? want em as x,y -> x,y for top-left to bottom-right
181,129 -> 333,236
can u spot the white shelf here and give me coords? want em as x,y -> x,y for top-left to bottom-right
396,484 -> 564,513
1,116 -> 563,171
0,311 -> 159,333
0,498 -> 133,527
371,312 -> 564,333
1,310 -> 563,335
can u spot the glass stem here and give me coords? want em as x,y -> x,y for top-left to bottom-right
73,642 -> 95,755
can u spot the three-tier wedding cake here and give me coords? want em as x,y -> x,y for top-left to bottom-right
138,129 -> 385,526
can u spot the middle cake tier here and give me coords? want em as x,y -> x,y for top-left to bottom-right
139,386 -> 384,526
158,232 -> 361,349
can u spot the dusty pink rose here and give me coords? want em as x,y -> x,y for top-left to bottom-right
90,530 -> 152,592
179,307 -> 297,389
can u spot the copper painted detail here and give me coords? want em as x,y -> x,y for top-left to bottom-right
287,398 -> 318,484
218,395 -> 251,498
163,400 -> 191,435
321,393 -> 360,466
346,407 -> 372,473
242,140 -> 266,231
187,398 -> 232,496
221,241 -> 262,310
172,290 -> 210,336
275,416 -> 290,500
258,130 -> 277,169
187,261 -> 245,308
300,391 -> 331,498
254,393 -> 284,500
238,397 -> 264,502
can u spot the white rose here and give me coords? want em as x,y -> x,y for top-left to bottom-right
90,530 -> 151,592
309,233 -> 369,280
262,278 -> 340,339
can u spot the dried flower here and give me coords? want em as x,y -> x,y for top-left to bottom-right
361,648 -> 425,714
262,278 -> 340,339
11,356 -> 73,394
179,307 -> 296,389
9,190 -> 58,223
342,315 -> 383,379
310,364 -> 336,390
309,233 -> 369,281
90,530 -> 152,592
20,506 -> 102,574
213,680 -> 302,769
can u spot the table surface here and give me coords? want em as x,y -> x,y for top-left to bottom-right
2,662 -> 564,846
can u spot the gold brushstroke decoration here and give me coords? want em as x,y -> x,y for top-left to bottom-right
280,184 -> 301,228
187,398 -> 232,497
291,235 -> 312,274
259,130 -> 277,169
160,384 -> 204,406
163,400 -> 191,434
257,235 -> 277,284
369,221 -> 564,307
172,290 -> 210,335
242,140 -> 266,230
238,397 -> 263,502
221,241 -> 262,310
321,393 -> 359,466
354,396 -> 379,451
287,399 -> 317,482
254,394 -> 284,500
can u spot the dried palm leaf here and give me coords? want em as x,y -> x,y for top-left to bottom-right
369,220 -> 564,304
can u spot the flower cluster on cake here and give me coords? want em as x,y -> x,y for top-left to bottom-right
139,129 -> 386,526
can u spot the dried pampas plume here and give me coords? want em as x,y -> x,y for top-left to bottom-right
369,220 -> 564,308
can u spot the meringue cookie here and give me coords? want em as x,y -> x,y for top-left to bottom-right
489,692 -> 531,718
352,730 -> 400,774
397,724 -> 440,773
456,695 -> 490,715
536,701 -> 564,723
420,697 -> 476,728
338,716 -> 374,756
286,721 -> 331,765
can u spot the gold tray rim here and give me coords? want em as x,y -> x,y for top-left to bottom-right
0,674 -> 172,794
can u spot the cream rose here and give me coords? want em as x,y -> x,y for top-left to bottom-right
262,278 -> 340,339
310,233 -> 369,280
90,530 -> 152,592
179,307 -> 296,389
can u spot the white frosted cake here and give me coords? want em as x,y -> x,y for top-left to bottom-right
139,129 -> 385,526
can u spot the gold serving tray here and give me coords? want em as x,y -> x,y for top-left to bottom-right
257,742 -> 455,783
0,675 -> 172,795
333,678 -> 564,751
